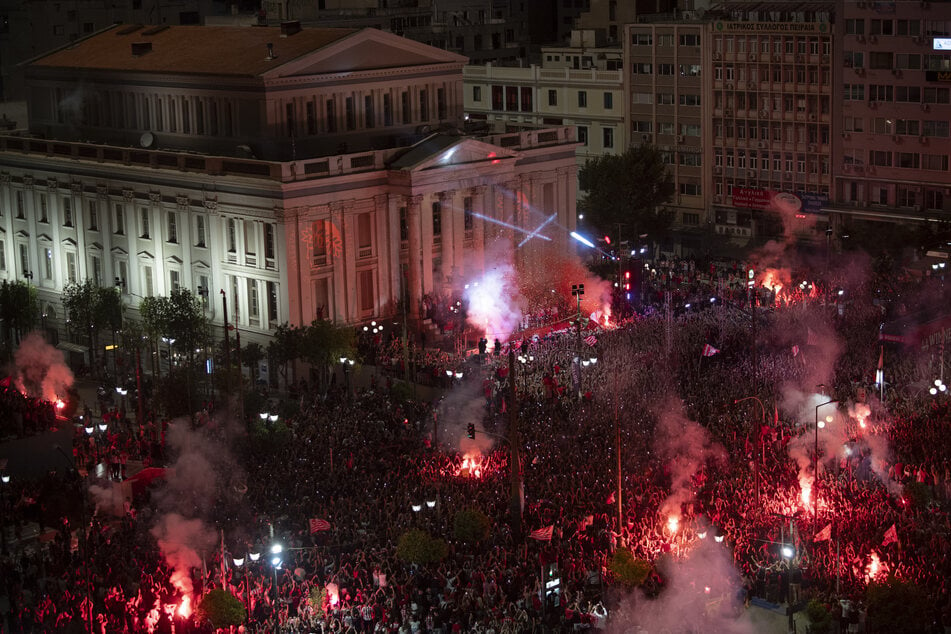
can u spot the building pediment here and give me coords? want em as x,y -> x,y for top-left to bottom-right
61,237 -> 77,247
37,233 -> 52,243
165,255 -> 183,265
388,135 -> 517,172
265,28 -> 468,79
111,246 -> 128,256
192,260 -> 210,270
137,250 -> 154,260
15,230 -> 29,239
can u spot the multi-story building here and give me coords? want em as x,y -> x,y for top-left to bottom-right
0,0 -> 218,100
0,25 -> 577,355
624,19 -> 707,235
832,1 -> 951,227
464,30 -> 624,169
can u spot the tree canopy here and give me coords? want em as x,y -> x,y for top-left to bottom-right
0,280 -> 38,347
578,144 -> 676,243
139,288 -> 209,353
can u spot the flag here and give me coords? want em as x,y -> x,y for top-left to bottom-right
773,404 -> 779,426
791,345 -> 799,357
807,328 -> 819,346
814,523 -> 832,542
584,335 -> 597,346
882,524 -> 898,547
309,518 -> 331,534
529,525 -> 553,541
606,491 -> 615,505
875,345 -> 884,386
701,344 -> 720,357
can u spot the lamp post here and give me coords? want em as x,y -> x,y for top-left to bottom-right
1,472 -> 9,553
734,396 -> 767,506
232,554 -> 252,623
339,357 -> 355,398
269,543 -> 283,619
814,399 -> 838,520
161,337 -> 176,375
570,283 -> 584,398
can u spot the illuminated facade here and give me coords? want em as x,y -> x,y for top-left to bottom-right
0,25 -> 577,346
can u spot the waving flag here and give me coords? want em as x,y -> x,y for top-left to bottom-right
702,344 -> 720,357
309,518 -> 331,534
529,525 -> 554,542
881,524 -> 898,547
584,335 -> 597,346
875,345 -> 884,387
814,523 -> 832,542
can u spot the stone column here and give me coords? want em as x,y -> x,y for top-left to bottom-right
450,190 -> 464,285
470,186 -> 486,276
439,190 -> 455,290
342,201 -> 357,323
406,195 -> 422,318
386,194 -> 403,307
329,202 -> 347,323
420,194 -> 434,296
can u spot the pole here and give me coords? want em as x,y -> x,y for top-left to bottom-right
614,371 -> 622,534
575,290 -> 583,399
508,350 -> 522,537
135,346 -> 144,433
221,289 -> 231,377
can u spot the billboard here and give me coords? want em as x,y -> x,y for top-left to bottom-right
730,187 -> 828,214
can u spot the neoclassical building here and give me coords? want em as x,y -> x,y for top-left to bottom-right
0,24 -> 577,348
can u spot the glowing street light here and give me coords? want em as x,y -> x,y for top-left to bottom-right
570,231 -> 596,249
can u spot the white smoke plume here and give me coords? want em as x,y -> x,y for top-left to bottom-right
151,513 -> 217,598
464,241 -> 524,341
437,377 -> 495,455
12,332 -> 74,402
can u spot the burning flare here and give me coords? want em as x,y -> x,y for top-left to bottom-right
799,477 -> 813,508
176,596 -> 192,619
865,551 -> 888,582
458,453 -> 483,479
667,515 -> 680,534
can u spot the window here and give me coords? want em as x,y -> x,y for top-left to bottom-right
383,93 -> 393,126
679,34 -> 700,46
357,213 -> 373,255
870,19 -> 893,36
39,195 -> 48,223
924,120 -> 950,137
399,208 -> 408,242
632,92 -> 653,105
603,92 -> 613,109
196,215 -> 206,247
437,88 -> 447,119
90,255 -> 102,285
88,200 -> 99,230
845,19 -> 864,35
167,211 -> 178,243
632,63 -> 653,74
679,152 -> 702,166
869,52 -> 892,70
144,266 -> 153,297
491,85 -> 504,110
66,252 -> 76,283
843,84 -> 865,101
577,91 -> 587,107
870,150 -> 892,167
170,270 -> 180,292
922,154 -> 949,171
897,19 -> 921,36
548,89 -> 557,106
656,93 -> 674,105
603,128 -> 614,149
925,189 -> 944,210
633,120 -> 653,134
19,243 -> 28,277
364,95 -> 375,128
463,197 -> 473,231
264,223 -> 276,260
925,54 -> 951,71
679,94 -> 701,106
244,220 -> 255,255
358,269 -> 374,313
896,87 -> 921,103
140,207 -> 150,238
895,53 -> 921,70
419,89 -> 429,121
312,220 -> 328,264
897,152 -> 920,169
680,64 -> 701,77
432,201 -> 442,238
924,87 -> 951,104
248,279 -> 259,319
679,183 -> 702,196
227,219 -> 237,253
631,32 -> 652,46
43,247 -> 52,280
473,86 -> 482,102
520,87 -> 532,112
400,90 -> 413,124
658,34 -> 674,47
306,101 -> 317,135
326,98 -> 337,132
267,281 -> 278,323
577,126 -> 588,145
657,63 -> 675,76
896,119 -> 921,136
346,96 -> 356,130
113,203 -> 124,234
115,260 -> 128,292
658,122 -> 674,135
63,198 -> 72,226
682,212 -> 700,225
680,123 -> 701,137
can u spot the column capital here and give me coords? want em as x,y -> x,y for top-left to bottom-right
468,185 -> 486,197
407,194 -> 423,208
437,189 -> 456,202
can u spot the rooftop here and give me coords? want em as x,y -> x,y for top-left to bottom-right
29,24 -> 358,77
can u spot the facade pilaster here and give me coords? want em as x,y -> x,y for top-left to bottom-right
406,194 -> 422,318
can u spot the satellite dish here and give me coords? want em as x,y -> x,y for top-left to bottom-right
139,131 -> 155,148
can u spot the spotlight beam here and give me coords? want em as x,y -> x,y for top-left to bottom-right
471,212 -> 552,241
518,213 -> 557,248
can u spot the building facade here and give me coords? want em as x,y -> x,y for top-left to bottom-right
832,1 -> 951,225
0,25 -> 577,351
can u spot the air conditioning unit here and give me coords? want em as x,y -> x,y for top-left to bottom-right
808,114 -> 816,121
869,35 -> 878,44
921,103 -> 931,112
715,166 -> 723,174
913,36 -> 923,44
919,136 -> 928,144
758,141 -> 768,148
914,204 -> 922,212
808,144 -> 816,152
856,35 -> 866,43
749,53 -> 757,61
714,195 -> 723,203
713,52 -> 722,60
748,170 -> 756,178
773,54 -> 782,62
726,83 -> 734,90
892,69 -> 903,78
676,135 -> 685,143
842,132 -> 851,140
759,110 -> 769,118
869,100 -> 878,109
856,68 -> 866,76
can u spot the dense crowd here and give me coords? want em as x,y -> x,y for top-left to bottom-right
2,253 -> 951,633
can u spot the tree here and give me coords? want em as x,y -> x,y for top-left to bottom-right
0,280 -> 38,348
396,528 -> 448,564
140,289 -> 209,368
578,144 -> 675,243
242,341 -> 265,380
195,588 -> 246,630
63,280 -> 123,375
866,577 -> 930,633
269,323 -> 304,391
300,319 -> 356,391
608,547 -> 651,589
453,508 -> 491,543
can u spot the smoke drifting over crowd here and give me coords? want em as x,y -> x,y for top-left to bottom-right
11,333 -> 73,402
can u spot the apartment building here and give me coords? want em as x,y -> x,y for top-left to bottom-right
463,30 -> 624,168
833,1 -> 951,226
624,19 -> 708,232
0,25 -> 578,349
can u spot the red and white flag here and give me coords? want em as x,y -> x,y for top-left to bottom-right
606,491 -> 616,505
791,345 -> 800,357
882,524 -> 899,547
875,345 -> 884,386
701,344 -> 720,357
309,518 -> 331,534
529,525 -> 553,542
584,335 -> 597,347
814,522 -> 832,542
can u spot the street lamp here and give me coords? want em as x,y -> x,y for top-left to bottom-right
161,337 -> 176,374
814,399 -> 838,519
571,283 -> 585,398
269,543 -> 283,608
232,554 -> 252,622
